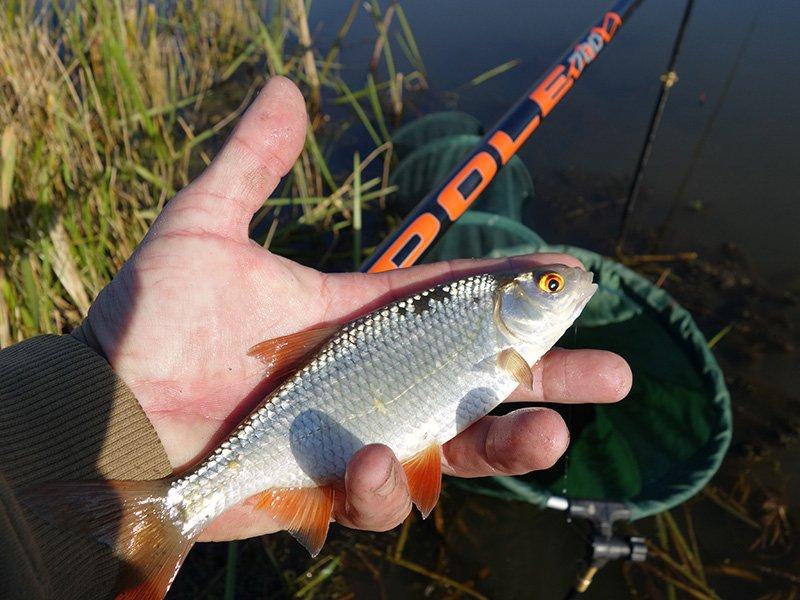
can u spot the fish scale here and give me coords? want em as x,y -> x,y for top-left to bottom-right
175,266 -> 594,543
171,274 -> 517,531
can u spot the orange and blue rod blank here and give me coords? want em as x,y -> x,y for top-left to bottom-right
361,0 -> 643,274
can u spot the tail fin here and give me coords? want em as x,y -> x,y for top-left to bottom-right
21,479 -> 195,600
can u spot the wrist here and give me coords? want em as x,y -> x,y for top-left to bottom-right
71,317 -> 107,360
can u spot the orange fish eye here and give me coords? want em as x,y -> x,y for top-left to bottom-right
537,272 -> 565,293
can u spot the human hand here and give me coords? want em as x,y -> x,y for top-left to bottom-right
73,77 -> 632,541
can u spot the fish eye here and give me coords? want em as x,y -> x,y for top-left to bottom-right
537,272 -> 565,293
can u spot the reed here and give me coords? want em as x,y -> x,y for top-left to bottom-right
0,1 -> 425,344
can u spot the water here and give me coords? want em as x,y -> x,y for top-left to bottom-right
304,1 -> 800,597
316,0 -> 798,284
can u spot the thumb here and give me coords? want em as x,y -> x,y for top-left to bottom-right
157,76 -> 307,238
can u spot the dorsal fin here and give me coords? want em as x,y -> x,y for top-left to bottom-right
247,325 -> 338,381
253,486 -> 334,557
401,444 -> 442,519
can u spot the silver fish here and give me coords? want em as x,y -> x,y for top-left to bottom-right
31,264 -> 596,598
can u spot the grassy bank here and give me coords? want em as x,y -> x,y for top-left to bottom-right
0,0 -> 423,344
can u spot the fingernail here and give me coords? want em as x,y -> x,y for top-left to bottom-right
373,461 -> 398,497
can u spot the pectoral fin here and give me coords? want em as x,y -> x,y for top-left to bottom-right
497,348 -> 533,390
253,486 -> 334,557
401,445 -> 442,519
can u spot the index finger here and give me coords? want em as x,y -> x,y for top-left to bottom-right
309,253 -> 586,324
378,253 -> 585,298
507,348 -> 633,404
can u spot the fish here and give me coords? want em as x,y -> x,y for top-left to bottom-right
25,264 -> 596,599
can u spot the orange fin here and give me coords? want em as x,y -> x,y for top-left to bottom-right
20,479 -> 192,600
402,445 -> 442,519
253,486 -> 334,557
247,326 -> 338,381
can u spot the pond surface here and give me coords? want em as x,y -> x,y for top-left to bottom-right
310,1 -> 800,597
314,0 -> 797,273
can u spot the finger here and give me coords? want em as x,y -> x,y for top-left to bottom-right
316,252 -> 586,323
506,348 -> 632,404
334,444 -> 412,532
160,76 -> 308,237
441,408 -> 569,478
380,253 -> 585,297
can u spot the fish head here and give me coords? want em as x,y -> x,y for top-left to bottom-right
493,264 -> 598,346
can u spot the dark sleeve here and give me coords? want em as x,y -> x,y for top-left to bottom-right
0,335 -> 172,600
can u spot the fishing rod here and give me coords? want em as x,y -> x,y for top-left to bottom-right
616,0 -> 696,256
358,2 -> 649,593
360,0 -> 643,274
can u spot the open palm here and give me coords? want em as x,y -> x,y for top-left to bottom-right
74,77 -> 632,541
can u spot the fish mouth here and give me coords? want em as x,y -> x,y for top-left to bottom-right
570,270 -> 598,318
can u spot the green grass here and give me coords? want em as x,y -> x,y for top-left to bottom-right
0,0 -> 424,344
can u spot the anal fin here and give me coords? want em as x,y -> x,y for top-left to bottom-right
401,445 -> 442,519
253,486 -> 334,557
